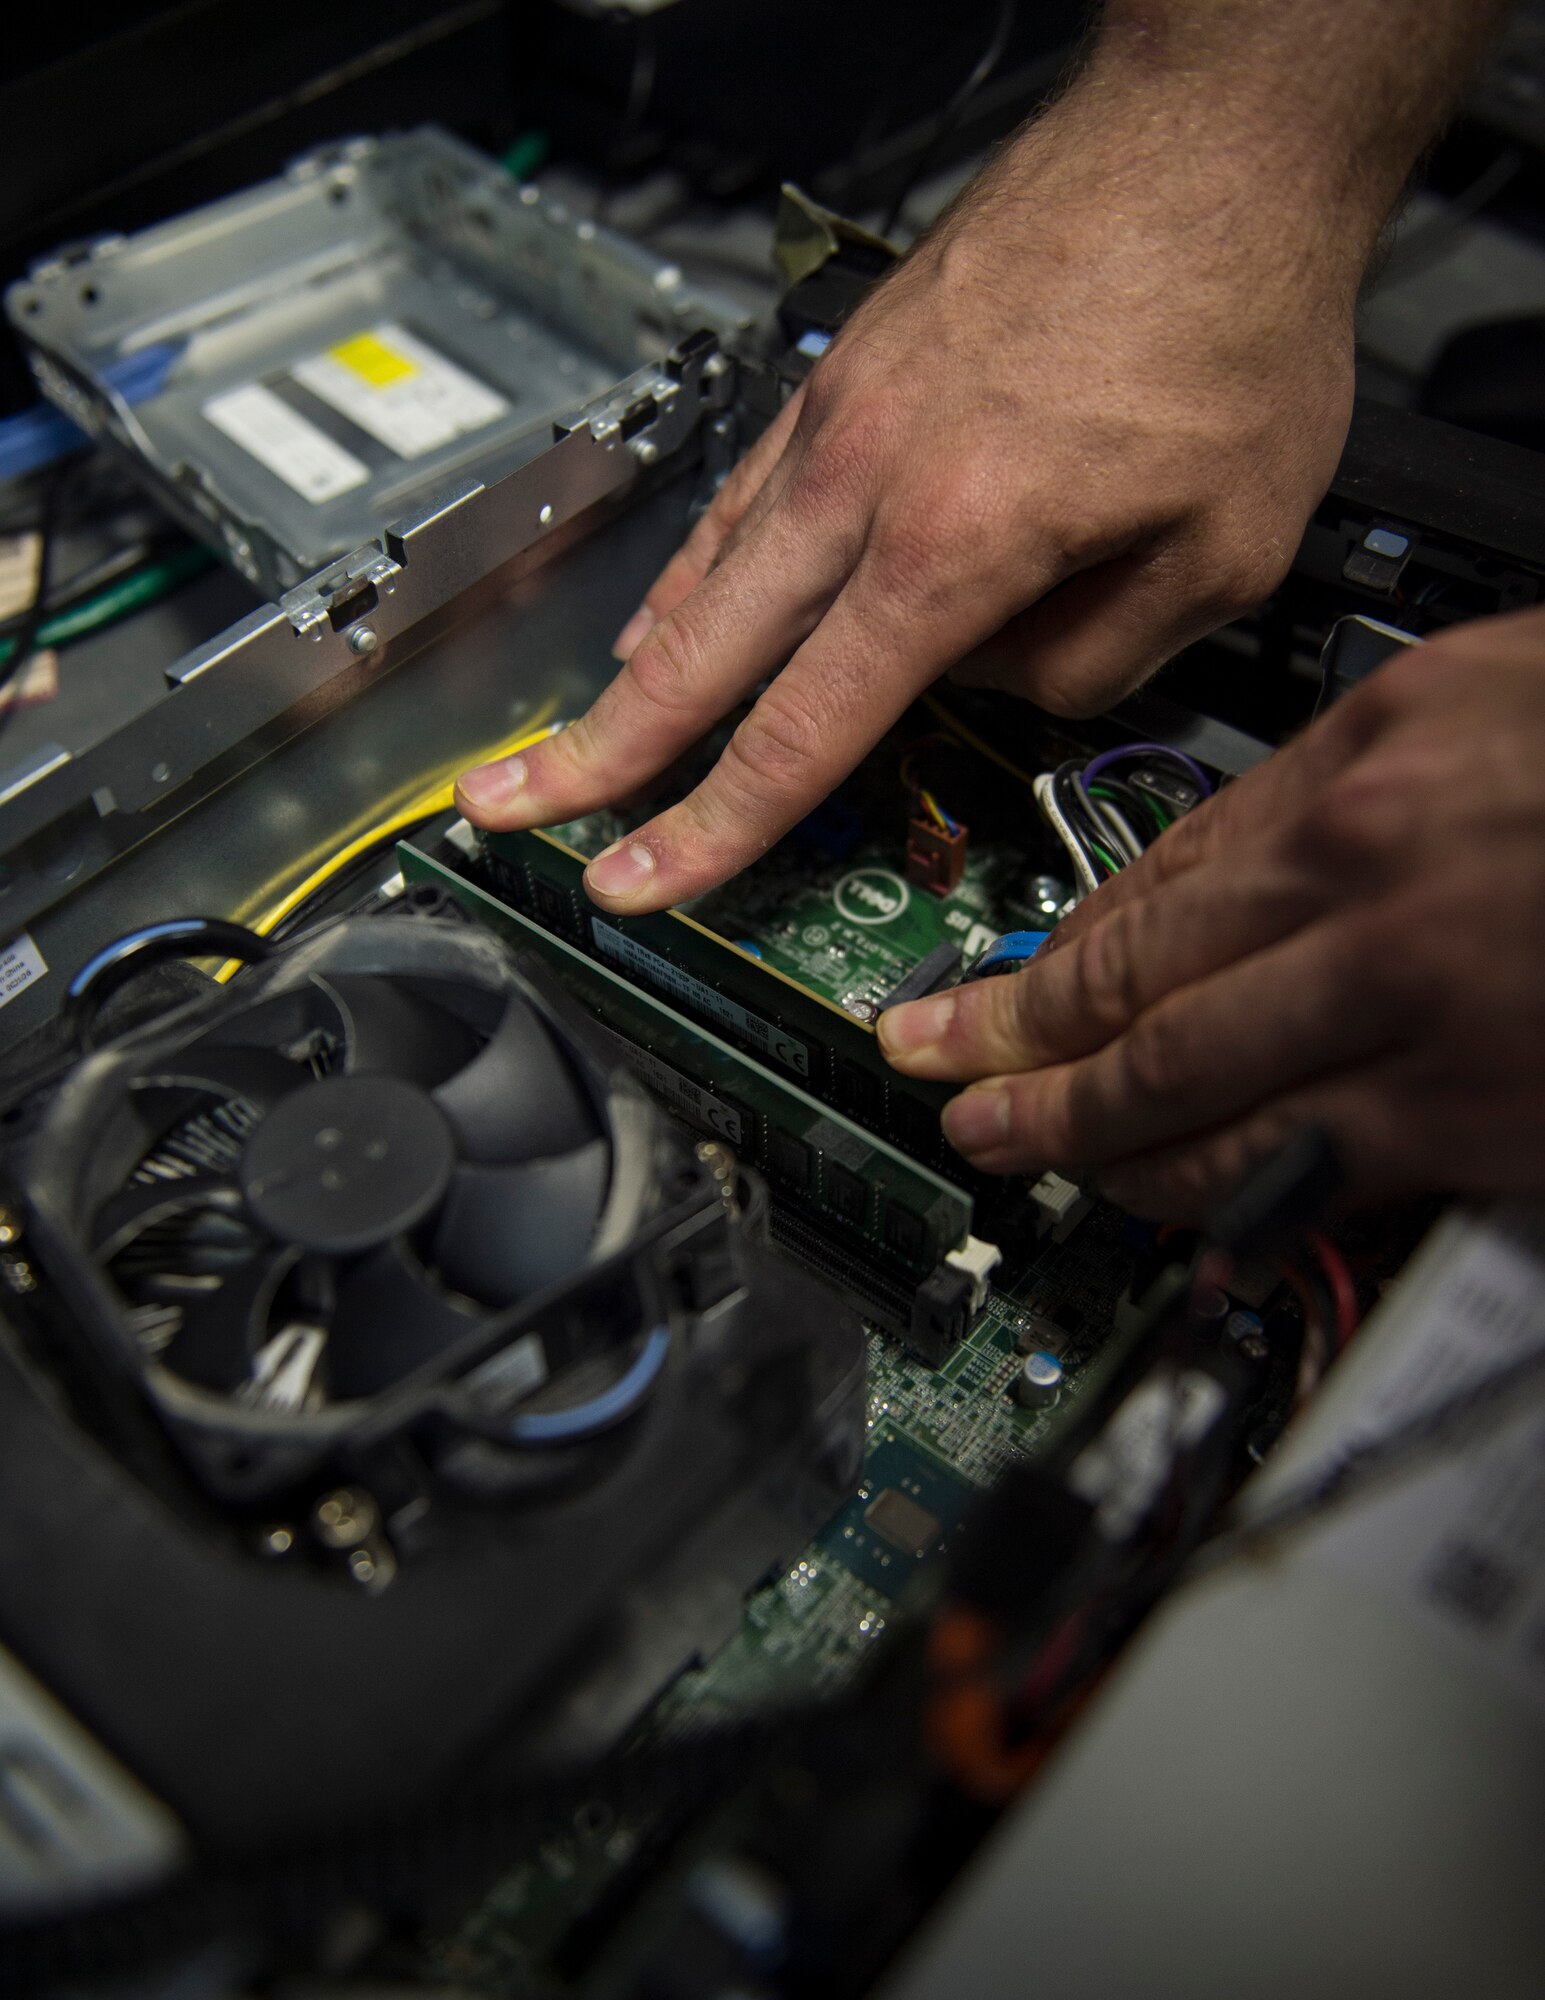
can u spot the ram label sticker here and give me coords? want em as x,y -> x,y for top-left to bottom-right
203,384 -> 369,504
590,1022 -> 745,1146
592,921 -> 811,1077
291,322 -> 509,459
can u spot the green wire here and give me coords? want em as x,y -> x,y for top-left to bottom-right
1091,780 -> 1173,837
1090,838 -> 1121,874
502,131 -> 550,181
0,544 -> 214,672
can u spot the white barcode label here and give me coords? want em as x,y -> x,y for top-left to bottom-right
204,384 -> 369,504
1310,1209 -> 1545,1717
0,932 -> 47,1008
291,323 -> 508,460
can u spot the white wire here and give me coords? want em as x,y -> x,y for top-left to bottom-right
1034,772 -> 1100,899
1072,770 -> 1143,865
1096,797 -> 1145,862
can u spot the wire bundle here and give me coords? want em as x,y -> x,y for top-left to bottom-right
899,745 -> 962,834
1035,743 -> 1212,900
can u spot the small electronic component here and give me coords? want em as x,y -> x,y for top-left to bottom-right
1013,1351 -> 1064,1410
945,1234 -> 1003,1312
864,1487 -> 943,1559
905,815 -> 969,896
1013,1311 -> 1067,1356
1029,1171 -> 1092,1243
878,942 -> 962,1012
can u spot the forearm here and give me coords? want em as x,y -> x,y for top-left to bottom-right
1079,1 -> 1511,255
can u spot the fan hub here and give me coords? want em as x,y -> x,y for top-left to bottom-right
239,1075 -> 454,1255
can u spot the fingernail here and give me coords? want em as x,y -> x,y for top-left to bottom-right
942,1085 -> 1010,1157
456,754 -> 527,815
585,838 -> 656,902
878,992 -> 956,1059
612,605 -> 656,660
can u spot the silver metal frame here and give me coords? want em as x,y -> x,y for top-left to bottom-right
0,331 -> 732,960
7,128 -> 751,594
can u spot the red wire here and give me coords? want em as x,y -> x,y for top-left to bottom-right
1306,1230 -> 1359,1350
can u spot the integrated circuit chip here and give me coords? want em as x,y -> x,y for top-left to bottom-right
864,1487 -> 942,1560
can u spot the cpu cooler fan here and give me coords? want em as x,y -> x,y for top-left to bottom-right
0,907 -> 866,1880
18,911 -> 677,1500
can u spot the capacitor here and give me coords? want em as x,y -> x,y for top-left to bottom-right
1013,1349 -> 1063,1410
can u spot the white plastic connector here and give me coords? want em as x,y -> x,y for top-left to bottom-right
945,1234 -> 1002,1313
1030,1172 -> 1092,1243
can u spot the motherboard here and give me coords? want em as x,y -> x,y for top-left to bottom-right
390,700 -> 1245,1994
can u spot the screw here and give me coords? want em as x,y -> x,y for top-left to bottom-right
632,438 -> 659,466
539,503 -> 554,525
348,624 -> 380,656
0,1207 -> 20,1247
261,1526 -> 294,1556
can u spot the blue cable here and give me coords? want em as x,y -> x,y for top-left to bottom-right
508,1325 -> 671,1445
0,343 -> 181,486
967,929 -> 1050,980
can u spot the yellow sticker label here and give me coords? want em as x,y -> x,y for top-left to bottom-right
327,332 -> 418,388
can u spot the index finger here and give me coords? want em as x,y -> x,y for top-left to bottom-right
580,546 -> 1056,911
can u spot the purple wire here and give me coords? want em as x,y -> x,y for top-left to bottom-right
1081,741 -> 1213,796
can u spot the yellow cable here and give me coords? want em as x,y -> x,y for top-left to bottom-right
922,693 -> 1041,793
213,712 -> 562,982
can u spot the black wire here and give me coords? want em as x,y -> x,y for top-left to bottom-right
1089,772 -> 1166,844
880,0 -> 1018,238
1053,762 -> 1116,875
267,815 -> 444,946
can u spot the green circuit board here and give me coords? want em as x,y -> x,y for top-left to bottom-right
544,798 -> 1063,1019
413,1203 -> 1145,1997
403,710 -> 1150,1993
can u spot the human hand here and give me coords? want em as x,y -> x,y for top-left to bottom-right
877,608 -> 1545,1220
455,64 -> 1376,914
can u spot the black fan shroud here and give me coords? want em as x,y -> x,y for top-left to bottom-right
24,920 -> 662,1479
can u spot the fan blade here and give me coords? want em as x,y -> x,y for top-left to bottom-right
432,1139 -> 609,1305
432,998 -> 596,1165
135,1048 -> 309,1114
321,975 -> 478,1091
92,1173 -> 245,1259
325,1240 -> 484,1397
161,1246 -> 298,1390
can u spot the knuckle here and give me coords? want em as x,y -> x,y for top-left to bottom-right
799,351 -> 861,426
877,466 -> 1008,589
1031,663 -> 1117,721
1295,764 -> 1417,878
793,398 -> 894,511
624,615 -> 707,720
1047,506 -> 1126,575
1205,536 -> 1290,616
1120,1006 -> 1193,1106
718,689 -> 823,799
1030,1079 -> 1083,1170
1071,910 -> 1145,1035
